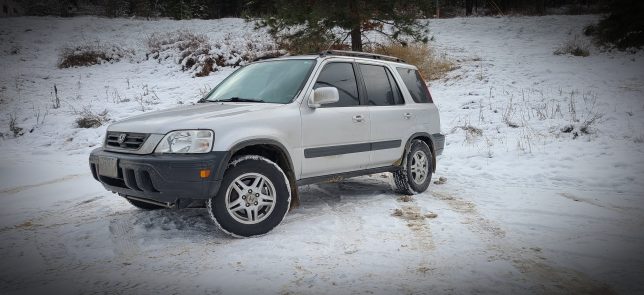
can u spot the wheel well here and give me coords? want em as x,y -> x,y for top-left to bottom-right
407,135 -> 437,172
230,143 -> 300,209
233,144 -> 290,172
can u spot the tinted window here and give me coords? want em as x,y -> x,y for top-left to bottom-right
396,68 -> 433,103
360,64 -> 402,106
314,63 -> 360,107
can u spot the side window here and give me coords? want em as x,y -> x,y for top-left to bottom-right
396,68 -> 433,103
314,62 -> 359,107
359,64 -> 402,106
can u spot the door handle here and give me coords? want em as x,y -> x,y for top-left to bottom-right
352,114 -> 364,123
403,112 -> 413,119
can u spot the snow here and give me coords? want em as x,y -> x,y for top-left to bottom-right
1,15 -> 644,294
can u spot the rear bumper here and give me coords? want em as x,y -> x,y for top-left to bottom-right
431,133 -> 445,156
89,148 -> 229,204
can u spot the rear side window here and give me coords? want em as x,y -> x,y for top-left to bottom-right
396,68 -> 433,103
314,62 -> 359,107
359,64 -> 403,106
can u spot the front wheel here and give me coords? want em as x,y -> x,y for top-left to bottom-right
207,155 -> 291,237
393,140 -> 433,195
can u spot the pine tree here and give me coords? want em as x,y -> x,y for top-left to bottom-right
257,0 -> 432,52
591,0 -> 644,49
164,0 -> 190,19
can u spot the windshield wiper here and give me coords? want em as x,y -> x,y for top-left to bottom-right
211,97 -> 265,103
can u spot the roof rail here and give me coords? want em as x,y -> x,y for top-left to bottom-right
252,52 -> 287,62
319,50 -> 406,63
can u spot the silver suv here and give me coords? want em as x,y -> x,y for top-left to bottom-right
89,50 -> 445,237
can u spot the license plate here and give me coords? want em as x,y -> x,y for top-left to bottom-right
98,156 -> 118,178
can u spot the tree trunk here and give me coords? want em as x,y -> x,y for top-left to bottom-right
465,0 -> 473,16
534,0 -> 545,15
351,26 -> 362,52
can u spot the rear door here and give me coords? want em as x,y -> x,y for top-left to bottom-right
299,60 -> 371,178
395,67 -> 442,139
356,62 -> 416,169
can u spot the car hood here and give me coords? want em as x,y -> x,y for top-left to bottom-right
107,102 -> 282,134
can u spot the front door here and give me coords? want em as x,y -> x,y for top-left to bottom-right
300,61 -> 370,178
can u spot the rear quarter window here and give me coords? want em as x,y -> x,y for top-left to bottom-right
396,68 -> 433,103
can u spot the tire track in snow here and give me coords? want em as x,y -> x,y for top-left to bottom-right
0,174 -> 85,195
283,183 -> 373,291
392,197 -> 436,276
431,190 -> 615,294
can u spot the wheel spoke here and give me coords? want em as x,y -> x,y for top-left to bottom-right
258,193 -> 274,206
246,207 -> 257,222
232,180 -> 247,196
250,176 -> 264,190
228,197 -> 244,210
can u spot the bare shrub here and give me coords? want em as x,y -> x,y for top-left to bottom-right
75,108 -> 109,128
9,113 -> 23,137
502,95 -> 520,128
558,91 -> 604,138
147,30 -> 211,74
52,84 -> 60,109
59,42 -> 132,68
554,35 -> 590,57
368,43 -> 456,80
32,105 -> 49,127
147,30 -> 284,77
634,135 -> 644,143
451,123 -> 483,143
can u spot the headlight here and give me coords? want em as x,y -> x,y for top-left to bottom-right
155,130 -> 214,153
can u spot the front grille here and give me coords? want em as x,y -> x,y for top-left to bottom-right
105,131 -> 148,150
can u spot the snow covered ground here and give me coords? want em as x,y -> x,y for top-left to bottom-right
1,15 -> 643,294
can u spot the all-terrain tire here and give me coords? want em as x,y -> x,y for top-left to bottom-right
393,139 -> 433,195
207,155 -> 291,238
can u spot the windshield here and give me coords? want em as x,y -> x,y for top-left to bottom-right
205,59 -> 316,104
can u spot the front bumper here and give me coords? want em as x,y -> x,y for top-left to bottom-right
89,148 -> 229,205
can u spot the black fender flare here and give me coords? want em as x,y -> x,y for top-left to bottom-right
399,132 -> 437,172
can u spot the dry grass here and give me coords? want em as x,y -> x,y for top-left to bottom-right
9,113 -> 23,137
147,30 -> 283,77
59,42 -> 132,68
451,123 -> 483,143
75,108 -> 109,128
368,42 -> 456,80
554,35 -> 590,57
146,30 -> 214,75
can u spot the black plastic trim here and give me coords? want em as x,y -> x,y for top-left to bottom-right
304,139 -> 402,158
402,132 -> 436,172
297,165 -> 400,186
371,139 -> 402,151
430,133 -> 445,156
225,139 -> 295,174
89,148 -> 227,203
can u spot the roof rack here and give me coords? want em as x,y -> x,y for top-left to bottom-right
319,50 -> 406,63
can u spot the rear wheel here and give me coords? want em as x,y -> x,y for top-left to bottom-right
393,139 -> 433,195
208,155 -> 291,237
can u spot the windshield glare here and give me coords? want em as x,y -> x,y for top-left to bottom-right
206,59 -> 316,104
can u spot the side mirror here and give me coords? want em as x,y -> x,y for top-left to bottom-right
309,87 -> 339,108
